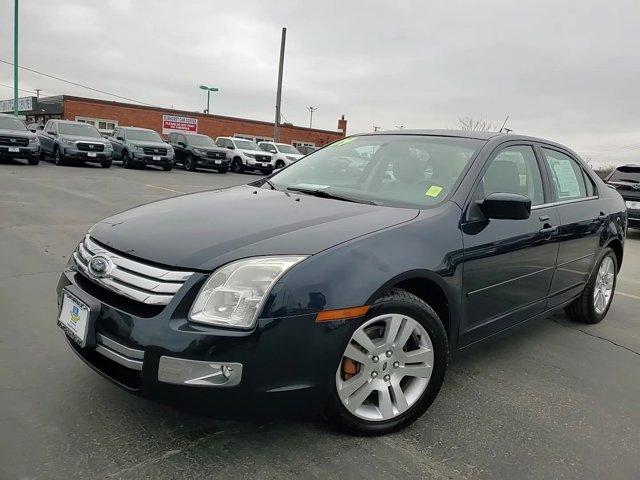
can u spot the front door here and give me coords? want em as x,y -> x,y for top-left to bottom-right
460,143 -> 560,346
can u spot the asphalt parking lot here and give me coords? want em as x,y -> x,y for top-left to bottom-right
1,159 -> 639,480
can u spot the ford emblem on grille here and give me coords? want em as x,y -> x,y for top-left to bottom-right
10,138 -> 16,143
154,149 -> 159,153
88,255 -> 112,278
89,144 -> 94,149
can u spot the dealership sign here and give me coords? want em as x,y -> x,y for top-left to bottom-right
0,96 -> 34,113
162,114 -> 197,134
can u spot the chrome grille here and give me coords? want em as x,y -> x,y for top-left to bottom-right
72,235 -> 194,305
0,136 -> 29,146
143,147 -> 167,155
207,151 -> 226,159
77,142 -> 105,152
255,155 -> 272,163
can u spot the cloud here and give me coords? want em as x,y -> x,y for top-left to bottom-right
1,0 -> 638,164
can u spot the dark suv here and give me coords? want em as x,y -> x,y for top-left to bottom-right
167,132 -> 229,173
38,120 -> 113,167
0,114 -> 40,165
605,164 -> 640,228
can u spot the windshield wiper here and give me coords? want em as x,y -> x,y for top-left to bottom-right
286,186 -> 377,205
263,179 -> 277,190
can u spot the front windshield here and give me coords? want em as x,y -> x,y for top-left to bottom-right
126,129 -> 163,142
59,123 -> 102,138
270,135 -> 484,208
609,166 -> 640,183
277,143 -> 301,154
233,139 -> 260,150
0,116 -> 27,131
185,134 -> 216,147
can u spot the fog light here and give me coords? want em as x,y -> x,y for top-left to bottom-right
158,356 -> 242,387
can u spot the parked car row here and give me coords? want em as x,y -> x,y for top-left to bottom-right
1,115 -> 309,174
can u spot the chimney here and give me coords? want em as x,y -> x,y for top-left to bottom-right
338,115 -> 347,136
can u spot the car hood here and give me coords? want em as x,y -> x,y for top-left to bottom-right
89,185 -> 418,270
242,149 -> 272,157
128,140 -> 171,148
61,135 -> 109,144
194,146 -> 227,154
0,128 -> 36,139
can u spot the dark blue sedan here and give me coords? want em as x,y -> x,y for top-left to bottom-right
57,130 -> 627,435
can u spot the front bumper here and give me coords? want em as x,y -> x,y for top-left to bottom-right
194,155 -> 229,169
0,145 -> 40,157
131,151 -> 174,166
246,160 -> 275,172
56,266 -> 348,416
63,146 -> 112,161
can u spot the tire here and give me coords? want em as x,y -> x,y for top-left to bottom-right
101,159 -> 112,168
231,157 -> 244,173
162,164 -> 172,171
28,156 -> 40,165
54,147 -> 66,166
275,160 -> 285,169
217,167 -> 228,174
564,247 -> 617,324
184,155 -> 195,172
39,149 -> 47,161
325,288 -> 449,436
122,150 -> 131,169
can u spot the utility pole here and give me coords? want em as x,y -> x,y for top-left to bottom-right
373,125 -> 380,131
13,0 -> 19,116
307,106 -> 318,128
199,85 -> 218,114
274,27 -> 286,142
35,88 -> 41,99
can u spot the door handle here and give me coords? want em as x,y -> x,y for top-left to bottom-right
539,225 -> 558,236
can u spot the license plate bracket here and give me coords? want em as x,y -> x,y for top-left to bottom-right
8,146 -> 19,153
152,155 -> 161,161
57,285 -> 101,348
87,152 -> 97,158
626,200 -> 640,210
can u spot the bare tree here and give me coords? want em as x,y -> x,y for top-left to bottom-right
458,117 -> 497,131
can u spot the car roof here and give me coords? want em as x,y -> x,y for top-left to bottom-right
367,129 -> 504,140
121,126 -> 156,132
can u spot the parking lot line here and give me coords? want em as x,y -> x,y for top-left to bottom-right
145,184 -> 185,194
618,291 -> 640,301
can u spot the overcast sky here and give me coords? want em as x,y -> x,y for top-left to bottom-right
1,0 -> 638,165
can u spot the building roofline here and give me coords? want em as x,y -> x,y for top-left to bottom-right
59,95 -> 343,136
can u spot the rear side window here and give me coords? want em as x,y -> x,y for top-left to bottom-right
542,148 -> 590,201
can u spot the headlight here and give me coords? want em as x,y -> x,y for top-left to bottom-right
130,144 -> 143,152
286,156 -> 298,161
189,256 -> 307,329
193,148 -> 205,155
245,153 -> 255,159
103,142 -> 112,150
29,137 -> 39,145
61,137 -> 75,145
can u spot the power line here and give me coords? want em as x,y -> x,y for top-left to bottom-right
0,82 -> 51,96
0,59 -> 155,106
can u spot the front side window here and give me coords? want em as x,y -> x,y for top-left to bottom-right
270,135 -> 484,208
0,116 -> 27,131
477,145 -> 544,206
125,129 -> 162,142
58,123 -> 102,138
542,148 -> 589,201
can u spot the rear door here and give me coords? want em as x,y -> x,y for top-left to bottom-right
539,147 -> 605,308
460,143 -> 560,346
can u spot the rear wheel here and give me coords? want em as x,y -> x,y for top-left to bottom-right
325,288 -> 448,435
184,154 -> 195,171
565,247 -> 617,324
231,157 -> 244,173
54,147 -> 66,166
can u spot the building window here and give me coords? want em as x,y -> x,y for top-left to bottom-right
234,134 -> 274,143
292,140 -> 316,148
75,116 -> 118,134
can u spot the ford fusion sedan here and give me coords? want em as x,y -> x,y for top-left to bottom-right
57,130 -> 626,435
168,132 -> 229,173
39,120 -> 113,167
258,141 -> 304,169
0,114 -> 40,165
215,136 -> 274,174
109,126 -> 174,171
605,164 -> 640,228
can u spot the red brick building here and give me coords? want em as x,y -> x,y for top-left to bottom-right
9,95 -> 347,149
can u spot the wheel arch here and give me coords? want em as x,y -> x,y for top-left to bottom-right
605,237 -> 623,269
366,270 -> 459,347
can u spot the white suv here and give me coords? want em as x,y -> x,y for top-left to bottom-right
215,137 -> 274,174
258,142 -> 304,169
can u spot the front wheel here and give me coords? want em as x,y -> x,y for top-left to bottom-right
565,247 -> 618,324
325,288 -> 448,435
275,160 -> 285,169
101,159 -> 112,168
122,150 -> 131,168
183,155 -> 196,171
231,158 -> 243,173
54,147 -> 66,166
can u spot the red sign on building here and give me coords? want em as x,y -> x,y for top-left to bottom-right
162,114 -> 198,134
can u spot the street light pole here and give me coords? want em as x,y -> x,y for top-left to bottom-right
274,27 -> 287,142
13,0 -> 19,117
199,85 -> 218,114
307,106 -> 318,128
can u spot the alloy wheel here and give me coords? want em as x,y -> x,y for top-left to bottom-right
336,313 -> 433,421
593,256 -> 615,314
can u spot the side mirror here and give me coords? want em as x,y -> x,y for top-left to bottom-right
50,131 -> 58,136
116,136 -> 124,141
178,142 -> 186,148
478,193 -> 531,220
227,146 -> 234,150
